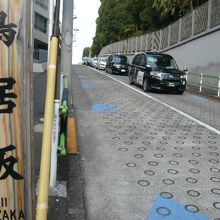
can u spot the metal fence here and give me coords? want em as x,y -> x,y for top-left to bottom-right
186,72 -> 220,96
99,0 -> 220,55
211,0 -> 220,27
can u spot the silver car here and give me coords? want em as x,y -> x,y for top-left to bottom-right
91,57 -> 98,68
96,56 -> 108,70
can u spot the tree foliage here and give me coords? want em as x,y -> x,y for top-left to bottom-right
153,0 -> 208,20
82,47 -> 91,58
88,0 -> 208,56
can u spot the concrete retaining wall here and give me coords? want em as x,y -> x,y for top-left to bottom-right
161,30 -> 220,76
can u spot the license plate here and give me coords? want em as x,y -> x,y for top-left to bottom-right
121,69 -> 125,72
168,82 -> 175,87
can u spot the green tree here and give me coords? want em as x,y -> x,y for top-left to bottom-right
82,47 -> 91,58
91,0 -> 159,55
153,0 -> 208,20
139,0 -> 162,31
91,0 -> 207,55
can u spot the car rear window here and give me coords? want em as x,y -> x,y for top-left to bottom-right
147,55 -> 179,70
114,56 -> 128,64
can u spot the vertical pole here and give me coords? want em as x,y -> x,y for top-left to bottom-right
36,0 -> 61,217
199,73 -> 203,92
36,37 -> 59,220
61,0 -> 74,94
192,10 -> 195,36
207,0 -> 212,29
60,72 -> 64,99
168,25 -> 171,47
185,69 -> 188,85
159,30 -> 162,50
178,18 -> 182,42
50,100 -> 60,187
152,32 -> 155,51
151,33 -> 154,51
217,76 -> 220,97
49,0 -> 61,189
24,2 -> 34,218
48,0 -> 55,59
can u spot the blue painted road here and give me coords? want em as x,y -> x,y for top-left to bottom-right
147,195 -> 209,220
92,103 -> 118,114
82,83 -> 96,89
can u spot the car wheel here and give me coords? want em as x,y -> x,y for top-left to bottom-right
129,74 -> 134,85
143,78 -> 150,92
177,90 -> 184,95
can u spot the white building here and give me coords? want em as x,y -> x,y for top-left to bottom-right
33,0 -> 49,63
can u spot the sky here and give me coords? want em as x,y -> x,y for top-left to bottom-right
72,0 -> 101,64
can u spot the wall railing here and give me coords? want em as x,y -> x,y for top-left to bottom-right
99,0 -> 220,55
186,72 -> 220,96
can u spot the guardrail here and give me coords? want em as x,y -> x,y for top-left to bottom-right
186,72 -> 220,96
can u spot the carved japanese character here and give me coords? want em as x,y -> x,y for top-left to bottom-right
0,145 -> 23,180
0,11 -> 17,47
0,77 -> 17,114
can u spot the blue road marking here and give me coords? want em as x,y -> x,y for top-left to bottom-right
82,83 -> 96,89
147,195 -> 209,220
92,103 -> 118,114
78,76 -> 89,79
191,95 -> 207,102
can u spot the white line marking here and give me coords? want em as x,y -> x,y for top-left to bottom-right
93,68 -> 220,135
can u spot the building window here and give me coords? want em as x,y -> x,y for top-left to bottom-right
34,13 -> 47,33
35,0 -> 48,10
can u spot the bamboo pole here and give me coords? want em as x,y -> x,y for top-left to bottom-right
36,37 -> 58,220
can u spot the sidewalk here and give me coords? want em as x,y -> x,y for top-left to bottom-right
34,66 -> 220,220
33,71 -> 85,220
69,65 -> 220,220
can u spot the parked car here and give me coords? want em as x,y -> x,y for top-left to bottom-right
82,57 -> 89,65
106,54 -> 129,75
129,52 -> 186,94
86,57 -> 93,66
96,56 -> 108,70
91,57 -> 98,68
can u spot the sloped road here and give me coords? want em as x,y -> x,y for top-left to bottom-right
71,65 -> 220,220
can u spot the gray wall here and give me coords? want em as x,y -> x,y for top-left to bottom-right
161,30 -> 220,76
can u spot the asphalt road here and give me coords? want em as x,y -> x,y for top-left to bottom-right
71,65 -> 220,220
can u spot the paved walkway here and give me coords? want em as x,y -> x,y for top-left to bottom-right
71,65 -> 220,220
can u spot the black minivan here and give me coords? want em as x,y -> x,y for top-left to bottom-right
129,52 -> 186,94
106,54 -> 129,75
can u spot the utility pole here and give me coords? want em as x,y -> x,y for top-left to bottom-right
61,0 -> 74,92
48,0 -> 55,59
